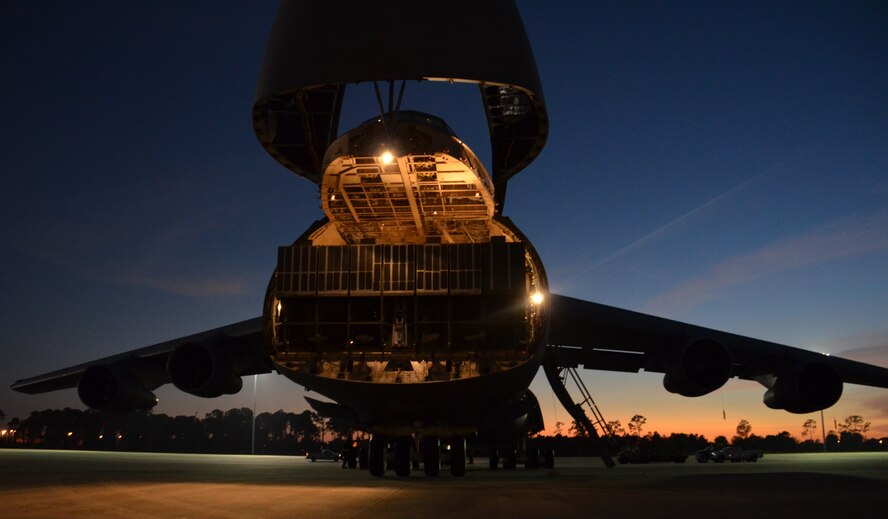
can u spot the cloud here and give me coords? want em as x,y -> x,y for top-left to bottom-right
2,215 -> 253,299
830,340 -> 888,367
643,210 -> 888,316
121,273 -> 252,298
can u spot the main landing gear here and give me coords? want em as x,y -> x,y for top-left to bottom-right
367,435 -> 468,478
487,443 -> 555,471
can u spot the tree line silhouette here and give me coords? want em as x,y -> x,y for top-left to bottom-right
1,408 -> 885,455
0,407 -> 354,455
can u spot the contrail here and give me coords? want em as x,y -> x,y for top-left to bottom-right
556,159 -> 791,292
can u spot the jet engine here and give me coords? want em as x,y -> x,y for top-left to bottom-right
77,364 -> 157,413
662,338 -> 733,397
762,361 -> 843,414
167,336 -> 244,398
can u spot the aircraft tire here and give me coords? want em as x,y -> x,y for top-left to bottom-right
394,436 -> 412,477
369,436 -> 386,477
450,437 -> 467,477
358,445 -> 369,469
525,446 -> 541,469
423,437 -> 441,477
502,447 -> 517,470
488,449 -> 499,470
347,449 -> 358,469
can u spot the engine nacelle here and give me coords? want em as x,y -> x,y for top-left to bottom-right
77,364 -> 157,413
662,338 -> 733,397
763,361 -> 843,414
167,338 -> 243,398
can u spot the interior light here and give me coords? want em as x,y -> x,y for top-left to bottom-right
380,150 -> 394,164
531,292 -> 544,305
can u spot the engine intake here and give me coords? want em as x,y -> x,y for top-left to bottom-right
662,338 -> 733,397
763,361 -> 842,414
167,338 -> 243,398
77,364 -> 157,413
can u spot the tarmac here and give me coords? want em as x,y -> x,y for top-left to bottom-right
2,449 -> 886,518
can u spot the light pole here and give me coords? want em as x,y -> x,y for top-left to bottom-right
252,374 -> 258,455
820,408 -> 827,452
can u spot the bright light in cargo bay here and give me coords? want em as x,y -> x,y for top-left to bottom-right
380,150 -> 394,164
531,292 -> 544,305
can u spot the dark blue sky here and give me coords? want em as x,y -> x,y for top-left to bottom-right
2,1 -> 887,438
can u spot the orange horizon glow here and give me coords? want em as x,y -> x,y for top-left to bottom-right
530,371 -> 888,442
540,416 -> 888,442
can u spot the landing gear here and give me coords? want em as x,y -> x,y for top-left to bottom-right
394,436 -> 412,477
488,448 -> 499,470
541,446 -> 555,469
346,448 -> 358,469
368,436 -> 386,477
450,437 -> 467,477
358,444 -> 368,469
502,446 -> 517,470
525,446 -> 541,469
423,437 -> 441,477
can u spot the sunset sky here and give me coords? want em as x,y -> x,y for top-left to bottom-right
2,1 -> 887,441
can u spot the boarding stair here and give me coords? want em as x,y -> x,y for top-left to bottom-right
543,347 -> 616,467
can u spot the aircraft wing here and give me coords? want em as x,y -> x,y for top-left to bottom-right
547,293 -> 888,412
10,317 -> 270,411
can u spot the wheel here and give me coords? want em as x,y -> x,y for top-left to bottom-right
423,437 -> 441,477
369,436 -> 386,477
525,446 -> 541,469
450,437 -> 467,477
394,436 -> 412,477
488,448 -> 499,470
310,456 -> 316,462
542,447 -> 555,469
347,448 -> 358,469
502,447 -> 517,470
358,445 -> 368,469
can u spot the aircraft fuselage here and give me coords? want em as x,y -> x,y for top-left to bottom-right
263,112 -> 549,437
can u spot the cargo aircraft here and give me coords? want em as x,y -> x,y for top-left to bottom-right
12,0 -> 888,477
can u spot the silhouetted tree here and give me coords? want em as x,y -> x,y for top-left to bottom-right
568,419 -> 587,438
757,431 -> 796,452
734,419 -> 752,441
169,415 -> 203,452
5,417 -> 20,445
292,410 -> 320,450
605,420 -> 625,437
627,415 -> 646,436
553,421 -> 564,437
714,435 -> 729,448
663,432 -> 710,454
838,415 -> 870,436
802,419 -> 817,442
825,431 -> 839,450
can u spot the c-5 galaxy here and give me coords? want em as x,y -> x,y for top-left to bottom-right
13,0 -> 888,478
